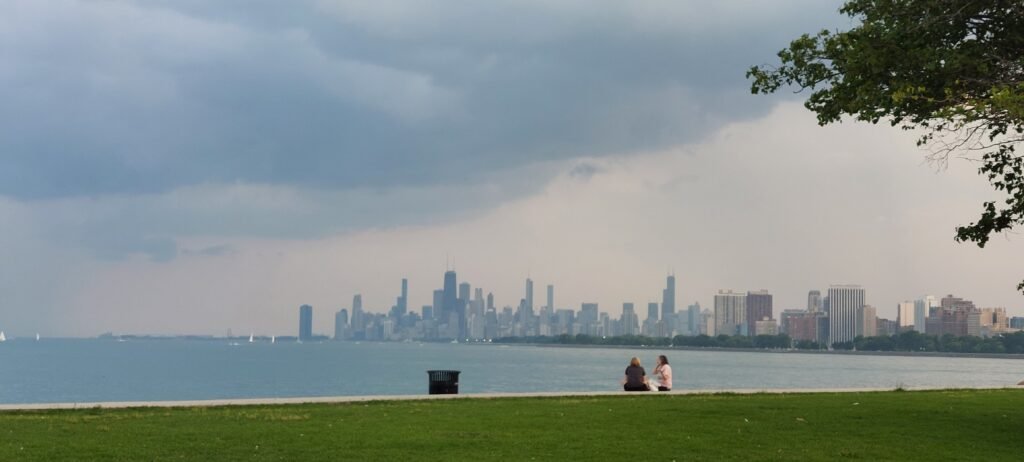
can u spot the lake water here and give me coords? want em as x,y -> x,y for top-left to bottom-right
1,339 -> 1021,404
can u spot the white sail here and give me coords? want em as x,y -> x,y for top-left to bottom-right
249,332 -> 254,343
36,333 -> 40,341
0,331 -> 6,342
271,335 -> 275,344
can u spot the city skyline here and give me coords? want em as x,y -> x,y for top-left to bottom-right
1,1 -> 1022,337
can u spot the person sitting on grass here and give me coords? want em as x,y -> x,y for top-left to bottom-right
622,356 -> 650,391
653,355 -> 672,392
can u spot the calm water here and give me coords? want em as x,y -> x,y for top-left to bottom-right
0,339 -> 1021,404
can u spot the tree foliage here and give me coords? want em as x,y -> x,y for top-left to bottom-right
748,0 -> 1024,292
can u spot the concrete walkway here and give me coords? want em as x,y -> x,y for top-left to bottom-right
2,385 -> 1019,411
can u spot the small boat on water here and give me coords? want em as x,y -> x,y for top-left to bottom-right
271,335 -> 276,344
0,331 -> 6,342
36,333 -> 40,341
249,333 -> 254,343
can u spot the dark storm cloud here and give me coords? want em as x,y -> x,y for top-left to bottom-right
0,0 -> 845,200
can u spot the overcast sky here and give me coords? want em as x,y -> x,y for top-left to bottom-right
1,0 -> 1020,337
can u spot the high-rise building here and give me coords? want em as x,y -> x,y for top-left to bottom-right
913,297 -> 935,332
662,275 -> 676,320
857,305 -> 877,337
647,302 -> 659,322
714,290 -> 746,336
827,285 -> 865,346
351,295 -> 365,336
687,303 -> 701,335
459,282 -> 471,304
399,278 -> 408,315
807,290 -> 822,313
546,284 -> 554,314
897,301 -> 915,330
927,294 -> 976,337
746,290 -> 773,337
621,303 -> 638,336
299,304 -> 313,341
441,270 -> 465,338
432,290 -> 444,320
1011,317 -> 1024,330
334,308 -> 348,340
525,278 -> 534,314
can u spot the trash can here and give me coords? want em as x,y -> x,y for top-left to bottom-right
427,370 -> 461,395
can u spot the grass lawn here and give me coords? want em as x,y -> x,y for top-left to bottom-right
1,389 -> 1022,461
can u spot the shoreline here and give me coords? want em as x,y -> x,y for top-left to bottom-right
2,386 -> 1020,411
485,342 -> 1024,360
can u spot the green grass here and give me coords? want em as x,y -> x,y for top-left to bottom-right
2,389 -> 1022,461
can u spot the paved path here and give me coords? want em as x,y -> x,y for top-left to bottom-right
2,385 -> 1019,411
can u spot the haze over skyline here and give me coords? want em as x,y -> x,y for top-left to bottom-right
1,0 -> 1021,337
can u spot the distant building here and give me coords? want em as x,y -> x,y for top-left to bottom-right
1011,317 -> 1024,330
686,303 -> 702,335
525,278 -> 534,314
807,290 -> 822,313
621,303 -> 638,336
827,285 -> 865,346
927,294 -> 976,337
662,275 -> 676,320
746,290 -> 773,337
897,301 -> 915,331
788,312 -> 827,344
754,319 -> 778,336
857,305 -> 877,337
876,318 -> 898,336
299,304 -> 313,341
334,308 -> 348,340
714,290 -> 746,336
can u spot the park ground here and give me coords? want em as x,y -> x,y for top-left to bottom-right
1,389 -> 1022,461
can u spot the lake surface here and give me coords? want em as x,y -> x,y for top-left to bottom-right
1,339 -> 1021,404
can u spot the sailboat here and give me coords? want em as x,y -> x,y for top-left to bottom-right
36,333 -> 40,341
249,332 -> 254,343
271,335 -> 276,344
0,331 -> 6,342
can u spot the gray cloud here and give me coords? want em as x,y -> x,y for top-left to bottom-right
0,0 -> 845,200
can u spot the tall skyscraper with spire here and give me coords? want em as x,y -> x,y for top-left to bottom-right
661,274 -> 676,320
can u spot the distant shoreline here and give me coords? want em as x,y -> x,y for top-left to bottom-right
483,342 -> 1024,360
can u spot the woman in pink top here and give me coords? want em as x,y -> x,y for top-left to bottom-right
653,355 -> 672,391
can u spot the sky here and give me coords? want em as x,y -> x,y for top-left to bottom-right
1,0 -> 1021,337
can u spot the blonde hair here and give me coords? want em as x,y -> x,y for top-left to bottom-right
629,357 -> 641,367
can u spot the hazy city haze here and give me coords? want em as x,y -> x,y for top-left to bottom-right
0,0 -> 1020,336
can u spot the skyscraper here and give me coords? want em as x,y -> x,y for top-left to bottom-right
897,301 -> 915,331
746,290 -> 773,337
525,278 -> 534,314
432,289 -> 444,321
334,308 -> 348,340
546,284 -> 554,314
687,303 -> 701,335
299,304 -> 313,341
714,290 -> 746,336
398,278 -> 408,315
351,294 -> 364,336
827,285 -> 865,346
807,290 -> 822,313
647,302 -> 659,322
442,270 -> 464,338
857,305 -> 877,337
621,303 -> 638,336
661,275 -> 676,320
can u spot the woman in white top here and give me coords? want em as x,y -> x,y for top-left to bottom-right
653,355 -> 672,392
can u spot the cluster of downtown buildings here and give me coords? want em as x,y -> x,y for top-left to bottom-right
297,270 -> 1024,348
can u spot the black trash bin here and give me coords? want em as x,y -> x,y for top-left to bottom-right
427,370 -> 461,395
